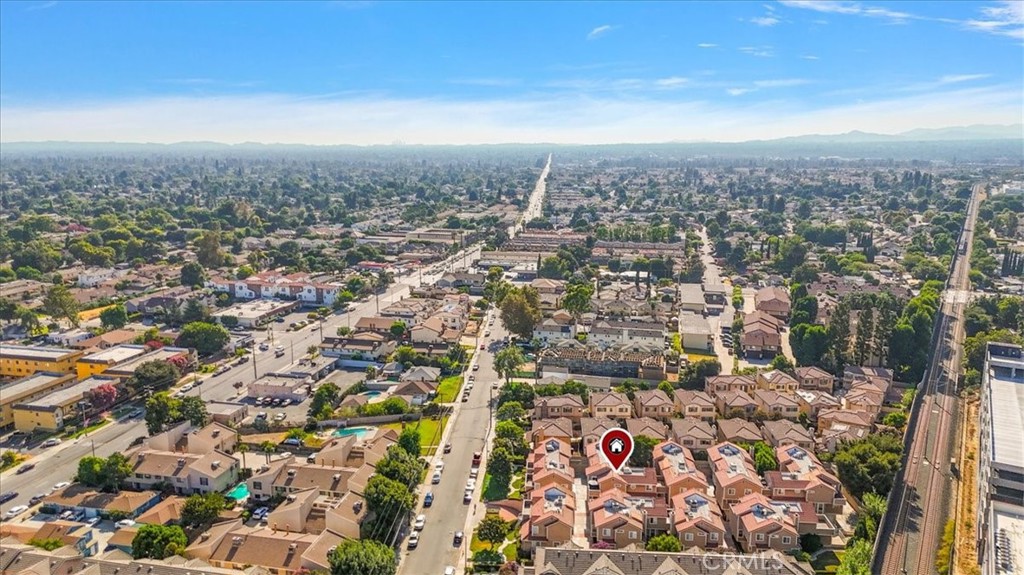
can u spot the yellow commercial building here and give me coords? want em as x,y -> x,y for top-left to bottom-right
0,344 -> 84,378
0,371 -> 77,429
75,344 -> 150,380
12,376 -> 121,432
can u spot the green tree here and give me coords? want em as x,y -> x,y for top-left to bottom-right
389,321 -> 407,339
790,323 -> 828,367
486,446 -> 514,483
562,282 -> 594,319
17,307 -> 41,334
76,456 -> 106,488
751,442 -> 778,475
497,381 -> 535,408
645,533 -> 682,552
29,537 -> 65,551
375,446 -> 422,487
832,432 -> 903,499
363,475 -> 414,543
180,262 -> 206,288
308,382 -> 340,420
494,345 -> 525,383
179,395 -> 209,427
195,230 -> 225,268
499,288 -> 541,339
236,265 -> 255,280
836,539 -> 872,575
328,539 -> 396,575
882,411 -> 908,428
477,515 -> 510,549
129,360 -> 181,392
799,533 -> 823,554
132,524 -> 188,560
181,493 -> 225,528
657,380 -> 675,395
181,298 -> 211,324
0,298 -> 18,323
177,321 -> 230,356
100,305 -> 129,330
397,427 -> 421,456
42,284 -> 81,327
496,401 -> 527,422
145,392 -> 180,435
768,354 -> 794,373
628,435 -> 659,468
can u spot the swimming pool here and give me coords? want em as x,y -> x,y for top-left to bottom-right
332,426 -> 375,440
361,391 -> 383,397
225,483 -> 250,500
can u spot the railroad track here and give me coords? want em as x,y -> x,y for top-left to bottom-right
875,185 -> 981,574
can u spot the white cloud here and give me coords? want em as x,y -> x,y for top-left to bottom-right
697,43 -> 718,48
1,85 -> 1019,145
751,16 -> 781,26
939,74 -> 992,84
655,76 -> 689,88
753,78 -> 811,88
587,25 -> 614,40
727,88 -> 754,96
800,55 -> 820,60
738,46 -> 775,57
777,1 -> 914,22
449,77 -> 521,87
964,1 -> 1024,39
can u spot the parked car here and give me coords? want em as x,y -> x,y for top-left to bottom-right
51,482 -> 70,492
282,438 -> 302,447
453,531 -> 464,545
469,467 -> 479,479
413,514 -> 426,530
86,516 -> 101,527
472,364 -> 479,371
115,519 -> 136,528
431,471 -> 442,484
4,505 -> 28,520
128,409 -> 143,418
472,452 -> 482,467
463,490 -> 472,504
443,444 -> 452,454
461,394 -> 469,402
28,494 -> 45,506
423,492 -> 434,507
16,463 -> 35,474
407,532 -> 419,549
274,413 -> 287,421
465,479 -> 476,491
0,492 -> 17,504
41,438 -> 61,448
60,510 -> 75,520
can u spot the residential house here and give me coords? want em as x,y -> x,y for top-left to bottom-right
741,312 -> 783,359
761,420 -> 815,450
588,321 -> 665,351
715,390 -> 758,418
817,409 -> 874,451
653,441 -> 710,498
754,286 -> 792,320
677,284 -> 707,314
626,417 -> 669,441
716,419 -> 765,445
520,486 -> 575,553
753,390 -> 801,420
580,417 -> 619,447
147,421 -> 238,455
318,333 -> 395,361
670,418 -> 717,453
771,445 -> 846,514
392,380 -> 435,406
756,370 -> 800,394
705,374 -> 755,398
708,442 -> 765,508
69,329 -> 141,351
672,389 -> 716,422
728,493 -> 802,553
672,489 -> 727,550
795,366 -> 835,393
135,496 -> 186,526
42,485 -> 161,520
531,278 -> 567,295
795,390 -> 841,420
75,344 -> 151,380
678,313 -> 714,351
194,524 -> 318,575
534,394 -> 587,422
533,318 -> 576,346
400,365 -> 441,384
529,418 -> 574,445
529,439 -> 574,492
841,366 -> 894,390
539,342 -> 667,381
435,272 -> 485,294
0,345 -> 84,378
353,317 -> 395,335
842,379 -> 886,421
530,546 -> 813,575
0,372 -> 79,429
633,389 -> 674,420
589,391 -> 633,420
127,450 -> 238,495
588,488 -> 647,548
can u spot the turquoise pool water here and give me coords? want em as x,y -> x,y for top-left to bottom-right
332,426 -> 375,439
361,391 -> 383,397
225,483 -> 249,500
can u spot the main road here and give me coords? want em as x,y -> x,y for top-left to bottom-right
875,183 -> 983,575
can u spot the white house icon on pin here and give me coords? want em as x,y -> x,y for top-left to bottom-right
609,438 -> 625,453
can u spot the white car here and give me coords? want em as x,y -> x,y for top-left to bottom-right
115,519 -> 136,528
42,438 -> 62,448
431,471 -> 442,484
413,514 -> 426,530
180,383 -> 193,392
4,505 -> 28,519
274,413 -> 286,421
51,482 -> 70,492
434,461 -> 444,472
407,531 -> 420,549
445,567 -> 456,575
86,516 -> 101,526
469,467 -> 479,479
465,479 -> 476,490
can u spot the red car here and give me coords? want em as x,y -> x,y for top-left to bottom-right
472,452 -> 482,467
479,344 -> 486,350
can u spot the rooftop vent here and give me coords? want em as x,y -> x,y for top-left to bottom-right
177,458 -> 186,467
287,469 -> 296,477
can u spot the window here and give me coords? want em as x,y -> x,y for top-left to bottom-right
782,536 -> 791,545
602,528 -> 611,537
684,533 -> 694,542
199,477 -> 209,486
755,533 -> 764,542
710,533 -> 719,541
616,529 -> 624,534
727,488 -> 735,496
253,481 -> 262,490
532,525 -> 540,536
744,489 -> 751,495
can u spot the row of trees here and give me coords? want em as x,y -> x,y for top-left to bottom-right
144,392 -> 209,434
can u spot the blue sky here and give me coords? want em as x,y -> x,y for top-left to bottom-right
1,0 -> 1021,144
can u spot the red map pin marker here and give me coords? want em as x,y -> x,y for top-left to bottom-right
598,428 -> 634,472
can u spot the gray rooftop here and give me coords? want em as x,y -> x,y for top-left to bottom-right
985,349 -> 1024,471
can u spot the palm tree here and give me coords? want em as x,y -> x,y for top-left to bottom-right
260,441 -> 276,463
237,443 -> 249,469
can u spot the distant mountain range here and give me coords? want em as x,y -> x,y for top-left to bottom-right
763,124 -> 1023,143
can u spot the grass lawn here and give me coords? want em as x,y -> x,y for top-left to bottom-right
64,418 -> 111,439
509,474 -> 525,500
502,540 -> 519,562
470,532 -> 488,553
811,550 -> 843,574
436,375 -> 463,403
381,416 -> 449,456
684,349 -> 717,361
512,370 -> 535,379
481,472 -> 512,501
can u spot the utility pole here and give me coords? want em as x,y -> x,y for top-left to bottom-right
290,341 -> 295,364
252,338 -> 258,381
